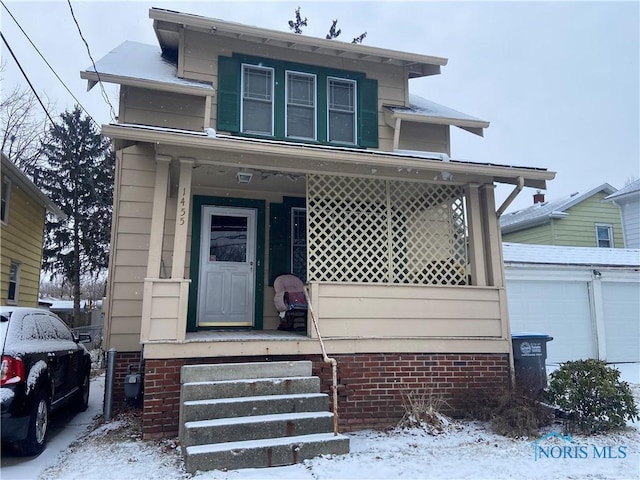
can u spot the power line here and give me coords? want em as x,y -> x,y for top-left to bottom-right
0,0 -> 99,127
66,0 -> 117,122
0,31 -> 55,125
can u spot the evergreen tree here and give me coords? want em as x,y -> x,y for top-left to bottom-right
34,105 -> 113,319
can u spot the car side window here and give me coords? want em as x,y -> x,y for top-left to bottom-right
35,314 -> 58,340
20,314 -> 40,341
48,314 -> 74,341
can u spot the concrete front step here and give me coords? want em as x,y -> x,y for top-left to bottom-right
184,432 -> 350,473
182,393 -> 329,422
181,376 -> 321,402
181,361 -> 312,383
183,411 -> 335,447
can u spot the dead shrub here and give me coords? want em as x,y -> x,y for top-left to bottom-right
464,383 -> 553,438
398,386 -> 451,434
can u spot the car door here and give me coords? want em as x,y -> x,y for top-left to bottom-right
33,313 -> 69,404
47,313 -> 83,398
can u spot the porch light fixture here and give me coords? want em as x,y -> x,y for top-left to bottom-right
236,172 -> 253,184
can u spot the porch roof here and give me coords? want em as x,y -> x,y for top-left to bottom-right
103,123 -> 555,190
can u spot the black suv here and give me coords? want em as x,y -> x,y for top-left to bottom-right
1,307 -> 92,455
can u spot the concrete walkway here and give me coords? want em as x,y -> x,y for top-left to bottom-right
1,375 -> 105,480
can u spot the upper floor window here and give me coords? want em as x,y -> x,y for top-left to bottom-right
241,65 -> 274,135
286,72 -> 316,140
328,78 -> 356,144
595,224 -> 614,248
1,175 -> 10,224
217,55 -> 378,148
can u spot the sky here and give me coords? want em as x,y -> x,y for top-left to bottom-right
1,0 -> 638,213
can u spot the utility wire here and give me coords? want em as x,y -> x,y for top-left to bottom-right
66,0 -> 117,122
0,31 -> 55,125
0,0 -> 99,127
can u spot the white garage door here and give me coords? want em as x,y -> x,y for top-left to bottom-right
506,280 -> 595,364
602,282 -> 640,363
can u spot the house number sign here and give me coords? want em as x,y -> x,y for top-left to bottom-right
179,187 -> 187,225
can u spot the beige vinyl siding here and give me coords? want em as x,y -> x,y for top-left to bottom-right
0,184 -> 46,306
181,29 -> 408,152
120,86 -> 210,131
107,145 -> 155,350
397,122 -> 449,154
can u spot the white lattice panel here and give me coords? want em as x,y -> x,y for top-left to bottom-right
307,174 -> 468,285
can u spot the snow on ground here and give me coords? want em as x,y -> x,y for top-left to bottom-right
2,368 -> 639,480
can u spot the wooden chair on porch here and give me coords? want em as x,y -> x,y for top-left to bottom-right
273,274 -> 308,331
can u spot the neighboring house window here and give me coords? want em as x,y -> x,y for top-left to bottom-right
217,55 -> 378,148
595,224 -> 614,248
7,261 -> 20,304
241,65 -> 274,135
328,77 -> 356,144
286,72 -> 316,140
291,207 -> 307,282
1,175 -> 10,224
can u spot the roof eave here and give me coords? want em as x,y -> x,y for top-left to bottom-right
101,123 -> 554,189
149,8 -> 447,77
80,70 -> 214,97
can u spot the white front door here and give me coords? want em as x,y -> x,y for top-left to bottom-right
198,206 -> 256,326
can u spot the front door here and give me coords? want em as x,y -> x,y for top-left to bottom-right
198,206 -> 257,327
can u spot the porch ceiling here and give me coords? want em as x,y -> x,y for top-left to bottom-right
103,123 -> 555,190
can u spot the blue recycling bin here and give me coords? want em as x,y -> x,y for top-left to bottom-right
511,332 -> 553,396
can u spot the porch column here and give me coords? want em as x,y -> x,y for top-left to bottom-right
171,157 -> 194,278
465,183 -> 487,286
147,155 -> 171,278
480,184 -> 505,288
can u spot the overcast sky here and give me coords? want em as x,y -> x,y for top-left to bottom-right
1,0 -> 638,212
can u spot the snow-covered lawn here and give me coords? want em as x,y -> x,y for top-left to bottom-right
35,385 -> 640,480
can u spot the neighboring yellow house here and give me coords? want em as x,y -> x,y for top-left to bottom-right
1,153 -> 63,306
81,7 -> 555,444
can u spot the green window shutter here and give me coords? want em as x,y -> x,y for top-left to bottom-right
268,203 -> 290,285
358,77 -> 379,148
217,56 -> 240,132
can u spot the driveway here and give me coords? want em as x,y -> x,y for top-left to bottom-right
1,375 -> 105,480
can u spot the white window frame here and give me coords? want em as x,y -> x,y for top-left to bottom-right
327,77 -> 357,145
7,260 -> 20,305
595,223 -> 614,248
285,71 -> 317,141
241,64 -> 275,136
1,175 -> 11,224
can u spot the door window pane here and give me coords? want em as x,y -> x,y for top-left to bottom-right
287,72 -> 315,140
7,261 -> 19,304
328,78 -> 356,144
242,65 -> 273,135
209,215 -> 248,262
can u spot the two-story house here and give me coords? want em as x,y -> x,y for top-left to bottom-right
1,153 -> 63,306
81,8 -> 555,470
500,184 -> 625,247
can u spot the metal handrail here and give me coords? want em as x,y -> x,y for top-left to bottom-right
304,286 -> 339,436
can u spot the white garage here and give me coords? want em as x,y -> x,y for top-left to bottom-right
503,243 -> 640,365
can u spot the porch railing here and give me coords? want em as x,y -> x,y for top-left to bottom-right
304,287 -> 339,436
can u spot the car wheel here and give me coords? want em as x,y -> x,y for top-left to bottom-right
70,370 -> 90,413
18,390 -> 49,456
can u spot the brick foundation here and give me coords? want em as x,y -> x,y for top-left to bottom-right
109,353 -> 509,439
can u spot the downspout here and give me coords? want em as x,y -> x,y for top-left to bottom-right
496,176 -> 525,217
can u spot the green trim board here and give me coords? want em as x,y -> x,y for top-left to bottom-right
187,195 -> 266,331
268,196 -> 306,285
217,54 -> 378,148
